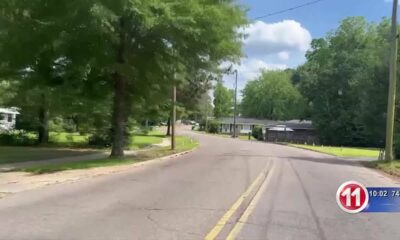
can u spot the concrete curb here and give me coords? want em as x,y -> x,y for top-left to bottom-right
125,147 -> 198,170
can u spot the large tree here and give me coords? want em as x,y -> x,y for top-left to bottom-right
241,70 -> 305,120
213,82 -> 234,118
1,0 -> 247,156
297,17 -> 394,147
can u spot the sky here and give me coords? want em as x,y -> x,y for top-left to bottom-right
222,0 -> 395,92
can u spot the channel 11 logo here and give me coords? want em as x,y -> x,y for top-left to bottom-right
336,181 -> 369,213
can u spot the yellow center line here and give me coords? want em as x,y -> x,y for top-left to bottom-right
226,164 -> 275,240
204,161 -> 272,240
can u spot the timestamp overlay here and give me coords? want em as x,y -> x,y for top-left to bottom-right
336,181 -> 400,213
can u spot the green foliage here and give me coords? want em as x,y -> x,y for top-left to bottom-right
291,144 -> 380,158
0,0 -> 248,155
241,70 -> 305,120
213,82 -> 234,118
206,120 -> 220,134
88,131 -> 112,148
0,130 -> 36,146
252,125 -> 264,141
297,17 -> 392,147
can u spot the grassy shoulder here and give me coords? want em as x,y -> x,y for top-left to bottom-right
0,147 -> 98,164
238,135 -> 255,140
290,144 -> 380,158
20,136 -> 198,174
0,130 -> 166,164
130,130 -> 164,150
363,160 -> 400,178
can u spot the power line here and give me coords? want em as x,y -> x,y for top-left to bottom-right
253,0 -> 325,20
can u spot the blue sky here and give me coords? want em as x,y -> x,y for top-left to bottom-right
223,0 -> 395,91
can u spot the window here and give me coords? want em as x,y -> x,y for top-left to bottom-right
0,113 -> 5,121
8,114 -> 12,122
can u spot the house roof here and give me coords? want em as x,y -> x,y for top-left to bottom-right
218,117 -> 278,126
0,107 -> 20,115
217,117 -> 314,130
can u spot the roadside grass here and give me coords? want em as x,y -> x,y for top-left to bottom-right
238,135 -> 255,140
0,147 -> 96,164
49,132 -> 89,147
363,160 -> 400,177
0,130 -> 167,165
21,136 -> 198,174
290,144 -> 380,158
130,130 -> 165,150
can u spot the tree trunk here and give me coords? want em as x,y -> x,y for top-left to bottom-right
38,94 -> 49,144
110,17 -> 129,158
166,117 -> 171,136
110,73 -> 129,157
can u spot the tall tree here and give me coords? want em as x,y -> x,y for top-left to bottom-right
213,82 -> 234,118
1,0 -> 248,156
241,70 -> 305,120
297,17 -> 394,146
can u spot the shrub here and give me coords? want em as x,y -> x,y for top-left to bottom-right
252,125 -> 264,141
0,130 -> 36,146
207,120 -> 220,134
88,129 -> 112,148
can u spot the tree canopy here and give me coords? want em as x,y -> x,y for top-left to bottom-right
296,17 -> 393,147
0,0 -> 248,156
241,70 -> 305,120
213,82 -> 234,118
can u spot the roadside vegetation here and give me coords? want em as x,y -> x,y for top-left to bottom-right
290,144 -> 380,158
364,160 -> 400,177
21,136 -> 198,174
0,130 -> 168,164
0,0 -> 246,158
0,146 -> 96,164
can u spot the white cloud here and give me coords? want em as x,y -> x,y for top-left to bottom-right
243,20 -> 312,57
220,20 -> 311,95
277,51 -> 290,61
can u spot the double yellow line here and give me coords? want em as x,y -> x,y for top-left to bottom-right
205,163 -> 275,240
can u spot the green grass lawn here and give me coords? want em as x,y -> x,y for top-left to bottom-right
21,136 -> 198,174
130,130 -> 165,150
0,130 -> 167,165
0,146 -> 96,164
238,135 -> 255,140
49,132 -> 89,146
290,144 -> 380,158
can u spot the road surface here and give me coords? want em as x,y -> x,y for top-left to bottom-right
0,130 -> 399,240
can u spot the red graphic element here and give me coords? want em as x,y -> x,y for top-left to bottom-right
336,181 -> 369,214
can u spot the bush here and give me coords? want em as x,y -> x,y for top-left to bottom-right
252,125 -> 264,141
88,130 -> 112,148
206,120 -> 220,134
0,130 -> 37,146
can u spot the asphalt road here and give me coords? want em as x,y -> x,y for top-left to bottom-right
0,130 -> 399,240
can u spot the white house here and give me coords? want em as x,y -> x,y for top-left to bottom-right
0,107 -> 20,132
218,117 -> 278,135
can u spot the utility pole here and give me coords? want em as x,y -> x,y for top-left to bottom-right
233,70 -> 238,138
171,85 -> 176,150
385,0 -> 398,161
